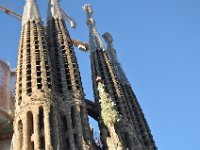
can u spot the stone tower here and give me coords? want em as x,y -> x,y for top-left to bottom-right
13,0 -> 53,149
46,0 -> 96,149
83,4 -> 157,150
13,0 -> 96,150
103,32 -> 157,150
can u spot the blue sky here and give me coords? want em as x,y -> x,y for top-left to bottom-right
1,0 -> 200,149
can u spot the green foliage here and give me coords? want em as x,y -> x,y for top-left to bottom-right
98,82 -> 121,126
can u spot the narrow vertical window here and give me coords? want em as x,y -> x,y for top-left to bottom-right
27,111 -> 34,150
40,136 -> 45,149
74,133 -> 78,145
39,107 -> 45,149
27,111 -> 34,134
80,106 -> 83,125
39,107 -> 44,130
62,115 -> 68,131
71,106 -> 76,128
31,142 -> 34,150
66,138 -> 70,149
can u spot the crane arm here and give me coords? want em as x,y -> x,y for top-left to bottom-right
60,8 -> 77,29
0,6 -> 22,20
71,39 -> 89,51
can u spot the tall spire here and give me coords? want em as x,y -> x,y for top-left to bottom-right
83,4 -> 104,53
13,0 -> 54,149
46,2 -> 97,149
47,0 -> 63,20
22,0 -> 41,26
103,32 -> 129,85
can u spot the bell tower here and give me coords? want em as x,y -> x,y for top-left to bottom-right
13,0 -> 97,149
46,0 -> 97,149
83,4 -> 157,150
103,32 -> 157,150
13,0 -> 53,149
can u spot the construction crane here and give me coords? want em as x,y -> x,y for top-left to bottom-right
0,5 -> 21,20
0,5 -> 89,51
60,8 -> 77,29
71,38 -> 89,51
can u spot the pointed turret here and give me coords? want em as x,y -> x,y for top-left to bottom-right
22,0 -> 41,26
83,4 -> 104,52
103,32 -> 129,85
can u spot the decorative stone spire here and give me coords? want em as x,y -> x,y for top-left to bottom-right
47,0 -> 63,20
83,4 -> 105,53
103,32 -> 129,85
22,0 -> 41,26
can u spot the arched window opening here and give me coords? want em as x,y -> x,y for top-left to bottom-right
27,111 -> 34,150
27,112 -> 34,135
39,107 -> 45,149
71,106 -> 76,128
62,115 -> 68,131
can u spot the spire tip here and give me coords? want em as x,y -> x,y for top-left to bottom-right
83,4 -> 93,16
103,32 -> 113,43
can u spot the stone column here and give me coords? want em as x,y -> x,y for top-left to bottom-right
34,109 -> 40,149
44,108 -> 52,149
23,116 -> 28,150
14,120 -> 20,150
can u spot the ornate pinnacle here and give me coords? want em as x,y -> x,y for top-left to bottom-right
83,4 -> 93,17
22,0 -> 41,26
82,4 -> 105,52
83,4 -> 95,26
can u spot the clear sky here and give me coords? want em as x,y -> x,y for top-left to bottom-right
1,0 -> 200,150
